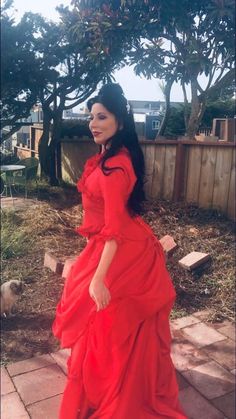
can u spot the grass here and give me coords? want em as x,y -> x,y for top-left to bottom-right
1,211 -> 34,263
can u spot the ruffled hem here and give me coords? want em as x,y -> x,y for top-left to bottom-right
97,231 -> 123,245
75,227 -> 123,245
75,227 -> 95,239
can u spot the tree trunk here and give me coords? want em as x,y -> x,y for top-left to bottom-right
38,109 -> 52,178
186,78 -> 202,139
181,81 -> 189,131
157,78 -> 174,137
48,110 -> 63,185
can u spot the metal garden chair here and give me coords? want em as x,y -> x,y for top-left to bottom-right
13,157 -> 39,198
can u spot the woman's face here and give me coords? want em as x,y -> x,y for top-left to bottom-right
89,103 -> 119,145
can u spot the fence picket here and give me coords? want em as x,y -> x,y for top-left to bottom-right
185,146 -> 203,204
212,147 -> 233,212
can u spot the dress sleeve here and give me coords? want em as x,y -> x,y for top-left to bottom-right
99,157 -> 131,244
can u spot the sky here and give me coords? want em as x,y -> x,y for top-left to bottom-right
11,0 -> 189,102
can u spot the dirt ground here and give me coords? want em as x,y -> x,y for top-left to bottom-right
1,185 -> 235,365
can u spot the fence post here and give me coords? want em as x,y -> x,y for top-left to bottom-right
173,140 -> 187,201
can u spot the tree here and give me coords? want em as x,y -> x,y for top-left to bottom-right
35,3 -> 128,184
1,2 -> 127,183
1,2 -> 39,142
201,98 -> 235,128
163,98 -> 235,136
73,0 -> 235,138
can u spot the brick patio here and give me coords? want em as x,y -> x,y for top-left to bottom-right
1,311 -> 235,419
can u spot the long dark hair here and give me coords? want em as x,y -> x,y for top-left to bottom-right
87,83 -> 146,215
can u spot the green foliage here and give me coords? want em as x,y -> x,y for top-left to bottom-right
201,99 -> 235,128
1,6 -> 39,137
164,105 -> 187,136
164,99 -> 235,135
74,0 -> 235,137
1,4 -> 65,143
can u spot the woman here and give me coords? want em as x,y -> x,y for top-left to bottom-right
53,84 -> 187,419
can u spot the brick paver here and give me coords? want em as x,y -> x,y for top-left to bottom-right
62,257 -> 77,278
171,314 -> 201,330
179,387 -> 224,419
212,391 -> 235,419
178,251 -> 211,270
12,364 -> 66,405
27,394 -> 62,419
182,360 -> 235,399
7,354 -> 56,377
175,371 -> 189,390
217,324 -> 235,341
159,235 -> 178,256
192,309 -> 212,321
50,348 -> 70,375
202,338 -> 235,371
171,339 -> 209,371
182,322 -> 226,348
1,314 -> 235,418
1,367 -> 15,396
1,392 -> 30,419
44,252 -> 64,275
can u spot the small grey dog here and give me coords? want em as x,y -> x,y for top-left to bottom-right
0,280 -> 23,316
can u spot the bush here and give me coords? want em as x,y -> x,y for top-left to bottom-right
164,105 -> 186,136
0,151 -> 19,165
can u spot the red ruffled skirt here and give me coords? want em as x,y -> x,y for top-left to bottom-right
53,234 -> 187,419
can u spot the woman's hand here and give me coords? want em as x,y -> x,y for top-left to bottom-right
89,278 -> 111,311
89,240 -> 117,311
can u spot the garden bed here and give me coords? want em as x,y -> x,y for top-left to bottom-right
1,184 -> 235,364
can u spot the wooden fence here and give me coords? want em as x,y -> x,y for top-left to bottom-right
59,137 -> 235,220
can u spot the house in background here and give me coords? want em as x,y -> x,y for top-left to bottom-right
12,105 -> 44,148
128,100 -> 182,140
63,106 -> 89,120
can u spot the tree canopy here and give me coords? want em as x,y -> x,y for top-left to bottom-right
1,0 -> 235,183
1,2 -> 40,141
1,1 -> 127,181
72,0 -> 235,138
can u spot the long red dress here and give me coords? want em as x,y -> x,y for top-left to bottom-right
52,147 -> 187,419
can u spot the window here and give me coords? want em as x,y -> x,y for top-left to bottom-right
152,120 -> 160,130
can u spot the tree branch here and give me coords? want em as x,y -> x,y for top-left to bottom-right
64,85 -> 97,110
198,68 -> 235,101
1,124 -> 24,144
